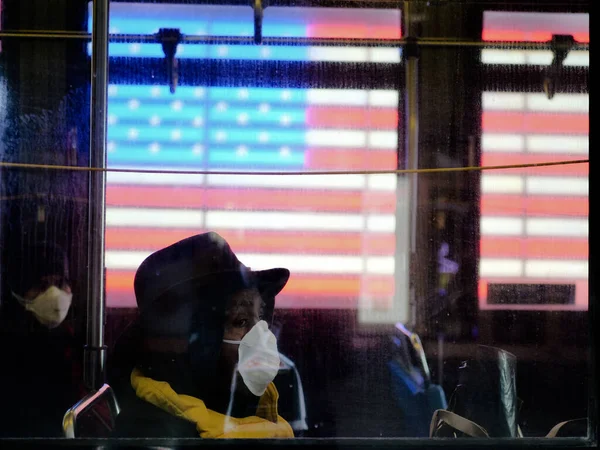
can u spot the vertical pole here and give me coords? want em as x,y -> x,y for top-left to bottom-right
85,0 -> 109,391
403,1 -> 420,330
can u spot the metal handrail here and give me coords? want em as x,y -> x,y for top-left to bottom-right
62,384 -> 121,439
0,30 -> 590,50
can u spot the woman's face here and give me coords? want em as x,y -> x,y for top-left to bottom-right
219,288 -> 264,390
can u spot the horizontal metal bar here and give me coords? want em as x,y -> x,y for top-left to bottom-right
0,30 -> 590,50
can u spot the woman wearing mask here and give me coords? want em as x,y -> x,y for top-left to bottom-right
111,232 -> 294,438
0,241 -> 83,437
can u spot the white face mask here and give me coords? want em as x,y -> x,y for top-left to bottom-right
223,320 -> 280,397
13,286 -> 73,329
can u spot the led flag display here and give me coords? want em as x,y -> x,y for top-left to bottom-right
480,12 -> 589,310
96,3 -> 409,323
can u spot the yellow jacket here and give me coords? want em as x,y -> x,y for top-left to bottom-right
131,368 -> 294,439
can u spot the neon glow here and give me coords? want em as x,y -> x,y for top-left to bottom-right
480,12 -> 589,310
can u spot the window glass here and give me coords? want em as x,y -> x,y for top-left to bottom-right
0,0 -> 592,445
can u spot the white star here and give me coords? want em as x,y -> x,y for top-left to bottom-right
216,101 -> 228,112
281,90 -> 292,101
261,47 -> 272,58
129,43 -> 141,54
107,141 -> 116,153
236,145 -> 248,156
171,100 -> 183,111
279,146 -> 291,157
258,132 -> 269,143
151,86 -> 161,97
280,114 -> 292,126
238,89 -> 250,100
149,143 -> 160,154
192,144 -> 204,155
108,114 -> 117,125
128,99 -> 140,110
194,87 -> 205,98
217,46 -> 228,57
109,26 -> 120,34
237,113 -> 249,125
171,129 -> 182,141
108,85 -> 118,97
192,116 -> 204,127
215,130 -> 227,142
149,115 -> 161,126
259,103 -> 270,113
127,128 -> 139,140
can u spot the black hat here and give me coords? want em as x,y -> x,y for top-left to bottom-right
134,232 -> 289,337
5,241 -> 69,297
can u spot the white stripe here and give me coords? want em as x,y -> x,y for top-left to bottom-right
307,89 -> 367,106
106,208 -> 203,227
482,92 -> 525,111
526,217 -> 588,237
481,49 -> 526,65
369,90 -> 399,107
367,214 -> 396,232
369,131 -> 397,149
367,174 -> 397,191
525,260 -> 588,279
206,173 -> 366,190
481,217 -> 524,236
306,130 -> 367,147
481,174 -> 524,194
525,50 -> 553,65
564,51 -> 589,67
370,48 -> 401,63
482,92 -> 589,113
526,93 -> 589,113
105,251 -> 151,270
366,257 -> 395,275
309,47 -> 368,62
107,167 -> 206,185
105,251 -> 395,275
527,135 -> 589,154
482,50 -> 588,67
482,134 -> 525,152
205,210 -> 366,231
479,258 -> 523,277
526,176 -> 588,196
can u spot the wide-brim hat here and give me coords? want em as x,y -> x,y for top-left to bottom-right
134,232 -> 289,337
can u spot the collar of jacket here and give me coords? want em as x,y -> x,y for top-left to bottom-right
130,368 -> 294,439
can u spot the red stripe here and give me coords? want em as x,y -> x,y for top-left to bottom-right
482,154 -> 589,176
106,186 -> 397,213
306,149 -> 397,170
482,30 -> 589,43
106,270 -> 395,308
307,107 -> 398,129
106,228 -> 396,255
482,112 -> 588,134
308,24 -> 400,40
481,237 -> 588,259
481,195 -> 588,216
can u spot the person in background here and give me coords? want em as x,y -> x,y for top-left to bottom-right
0,240 -> 83,437
111,231 -> 294,439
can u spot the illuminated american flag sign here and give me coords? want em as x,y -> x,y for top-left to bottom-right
479,12 -> 589,310
95,3 -> 408,321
